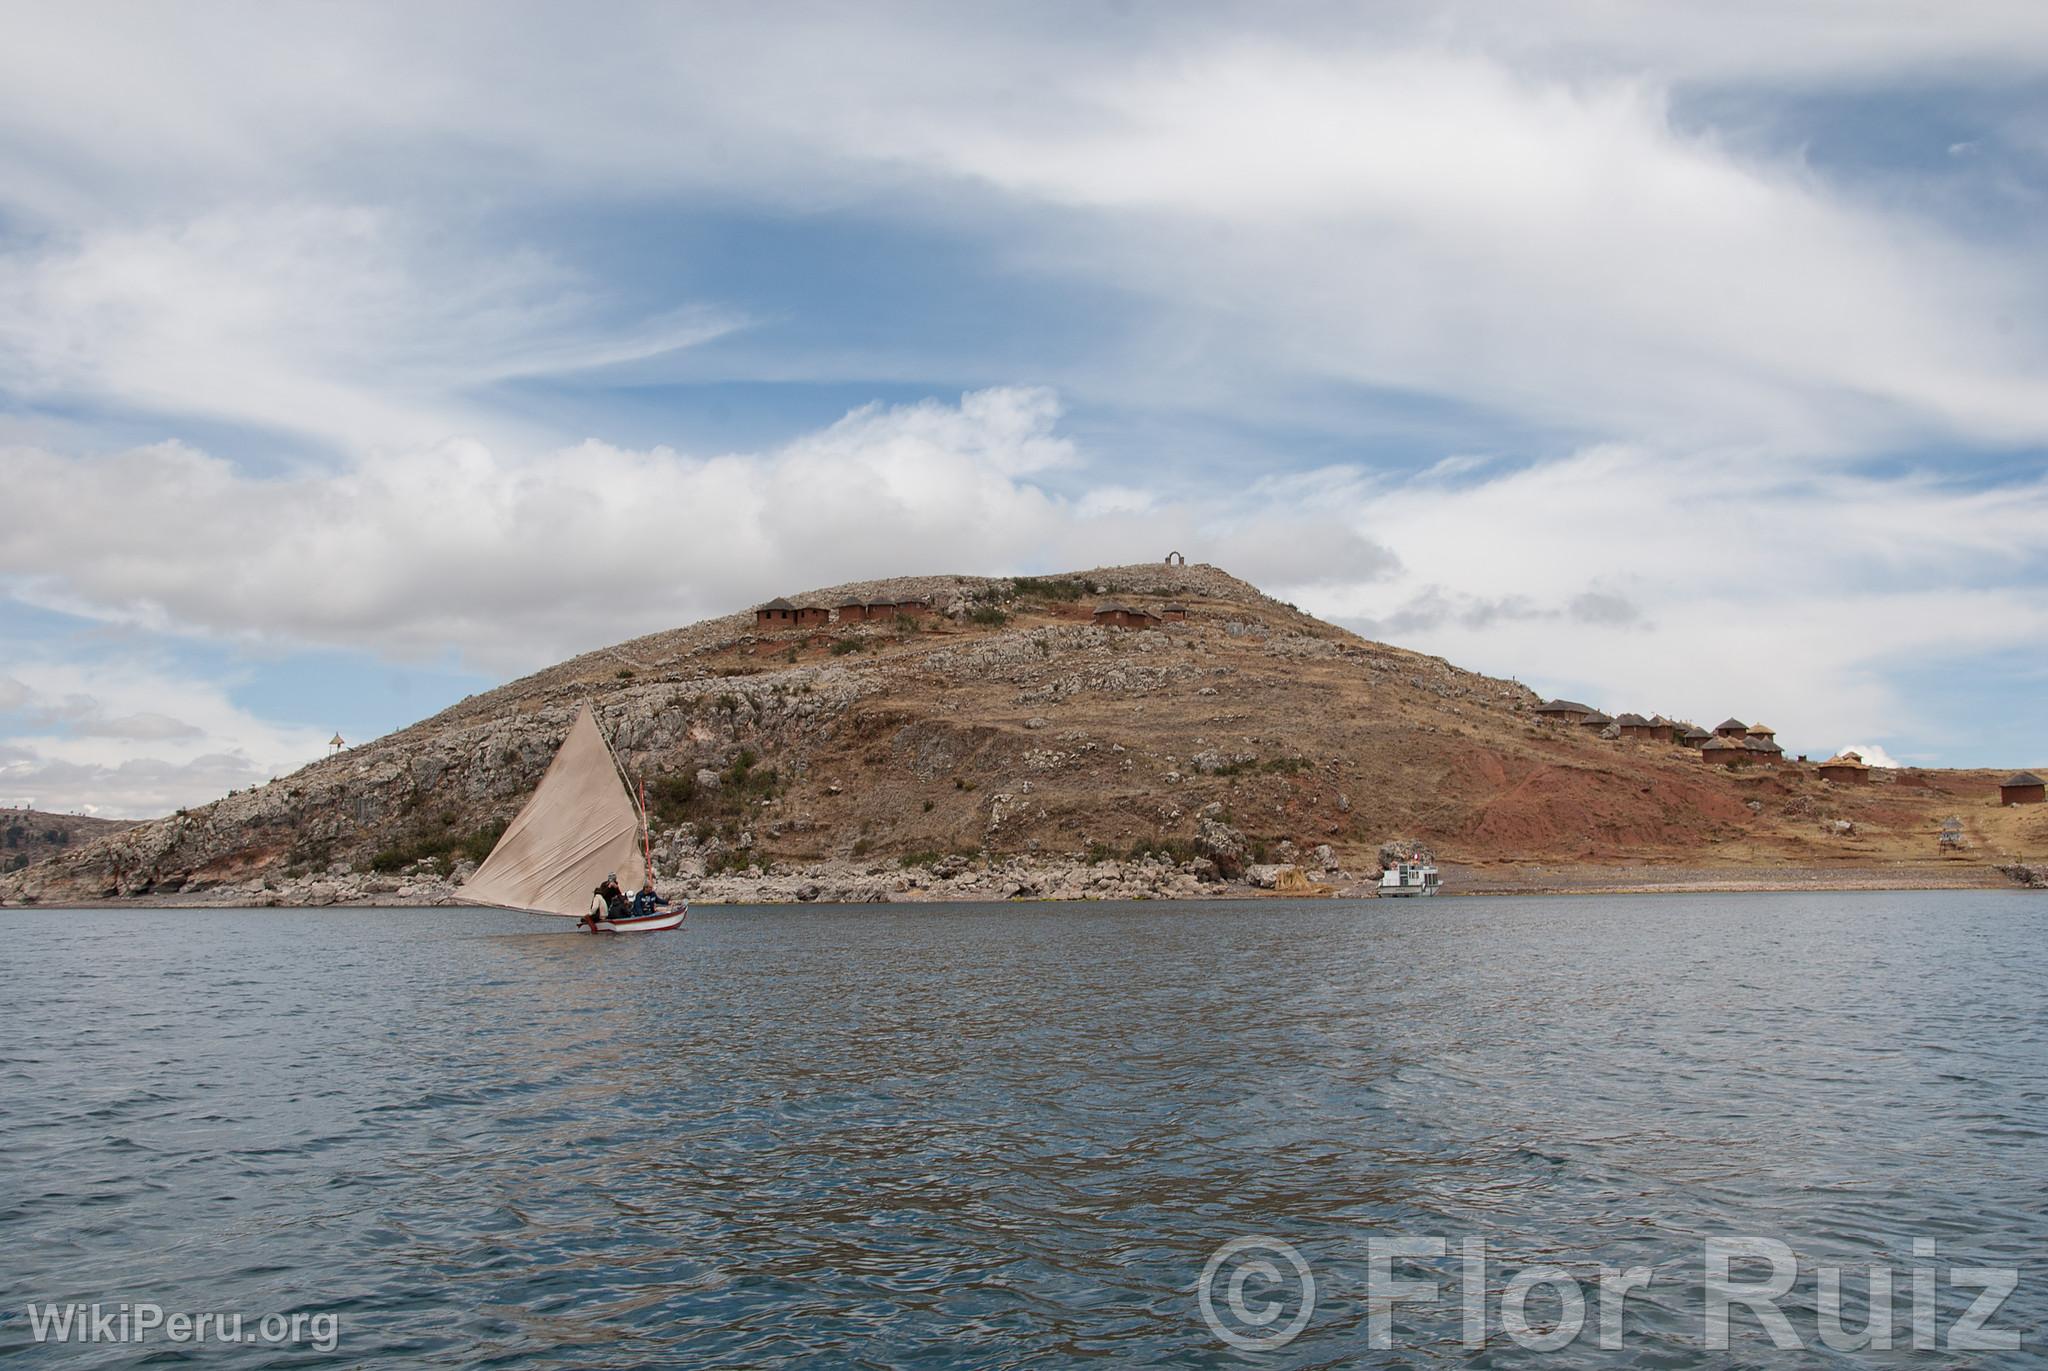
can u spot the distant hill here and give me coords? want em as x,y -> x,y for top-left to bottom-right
3,808 -> 142,874
4,562 -> 2042,905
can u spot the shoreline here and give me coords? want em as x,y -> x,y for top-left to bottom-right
3,861 -> 2035,910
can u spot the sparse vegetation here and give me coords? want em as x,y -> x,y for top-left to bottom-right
968,605 -> 1010,627
830,637 -> 866,656
1011,576 -> 1086,601
647,748 -> 782,826
368,816 -> 508,873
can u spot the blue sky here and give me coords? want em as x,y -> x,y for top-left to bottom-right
2,2 -> 2046,815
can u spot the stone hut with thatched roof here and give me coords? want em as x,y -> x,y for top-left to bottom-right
1577,709 -> 1615,733
1160,603 -> 1188,622
1615,712 -> 1663,741
755,596 -> 797,628
1092,601 -> 1161,630
1676,724 -> 1712,749
1533,699 -> 1595,724
836,598 -> 869,623
1817,752 -> 1870,784
1714,717 -> 1748,738
1743,735 -> 1786,764
1701,735 -> 1748,767
2000,772 -> 2045,806
1746,722 -> 1777,743
792,602 -> 832,628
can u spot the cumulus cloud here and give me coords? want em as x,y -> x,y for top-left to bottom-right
0,388 -> 1394,673
1838,743 -> 1903,769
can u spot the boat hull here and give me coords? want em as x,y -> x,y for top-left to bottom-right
1376,886 -> 1438,897
578,905 -> 688,933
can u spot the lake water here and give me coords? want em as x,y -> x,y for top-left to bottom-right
2,893 -> 2043,1366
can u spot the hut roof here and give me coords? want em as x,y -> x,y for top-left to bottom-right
1701,735 -> 1743,750
2003,771 -> 2045,787
1681,725 -> 1712,739
1715,717 -> 1747,731
1745,722 -> 1776,736
1744,736 -> 1784,753
865,598 -> 899,609
1092,601 -> 1128,615
1819,752 -> 1868,769
1580,710 -> 1614,725
1535,699 -> 1593,714
1614,712 -> 1650,726
1941,816 -> 1965,831
837,598 -> 866,609
1162,603 -> 1188,613
759,596 -> 795,611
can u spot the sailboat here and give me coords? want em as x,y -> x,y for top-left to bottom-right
463,703 -> 687,933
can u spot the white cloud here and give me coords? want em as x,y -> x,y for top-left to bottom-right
0,663 -> 329,817
1838,743 -> 1903,769
1319,444 -> 2048,760
0,388 -> 1400,674
2,11 -> 2045,453
0,204 -> 741,452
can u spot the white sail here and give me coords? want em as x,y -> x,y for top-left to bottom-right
463,703 -> 646,917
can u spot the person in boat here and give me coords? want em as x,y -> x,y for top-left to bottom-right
590,873 -> 626,925
631,879 -> 669,918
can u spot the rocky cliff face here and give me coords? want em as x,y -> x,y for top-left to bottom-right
6,561 -> 2032,906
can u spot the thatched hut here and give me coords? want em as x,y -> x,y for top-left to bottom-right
2000,772 -> 2045,806
1615,712 -> 1661,741
1092,601 -> 1161,630
1577,709 -> 1615,734
754,596 -> 796,628
1743,735 -> 1785,764
793,603 -> 832,628
1160,604 -> 1188,622
836,599 -> 869,623
1701,736 -> 1748,767
1817,752 -> 1869,784
1534,699 -> 1595,724
1676,724 -> 1711,749
1714,717 -> 1748,738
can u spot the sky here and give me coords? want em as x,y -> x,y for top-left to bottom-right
2,1 -> 2046,816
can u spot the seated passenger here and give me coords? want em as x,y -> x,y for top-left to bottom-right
631,880 -> 668,917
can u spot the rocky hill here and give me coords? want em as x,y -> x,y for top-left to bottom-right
4,562 -> 2042,907
2,808 -> 140,875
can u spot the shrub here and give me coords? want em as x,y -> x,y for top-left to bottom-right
830,637 -> 865,656
1011,576 -> 1086,601
615,668 -> 635,680
367,817 -> 507,873
969,605 -> 1010,627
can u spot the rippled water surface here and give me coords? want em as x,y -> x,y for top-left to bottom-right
3,893 -> 2044,1366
